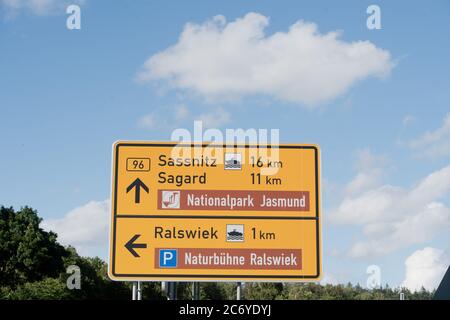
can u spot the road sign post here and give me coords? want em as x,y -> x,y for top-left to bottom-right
237,282 -> 242,300
192,282 -> 200,300
109,142 -> 322,282
168,282 -> 177,300
132,282 -> 136,300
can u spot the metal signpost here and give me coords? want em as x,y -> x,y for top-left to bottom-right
108,141 -> 322,290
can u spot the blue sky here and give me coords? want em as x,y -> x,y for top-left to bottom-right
1,0 -> 450,291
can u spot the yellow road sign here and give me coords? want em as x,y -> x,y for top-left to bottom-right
108,141 -> 321,281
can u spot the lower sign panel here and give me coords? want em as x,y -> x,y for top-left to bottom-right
109,217 -> 321,281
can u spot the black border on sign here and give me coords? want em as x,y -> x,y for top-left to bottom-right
111,143 -> 321,280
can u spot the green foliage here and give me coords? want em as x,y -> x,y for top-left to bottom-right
59,247 -> 131,299
244,283 -> 284,300
0,206 -> 67,288
280,283 -> 433,300
143,282 -> 165,300
3,278 -> 72,300
200,282 -> 227,300
0,206 -> 142,300
222,282 -> 241,300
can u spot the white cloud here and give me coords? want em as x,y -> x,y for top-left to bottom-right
197,107 -> 230,128
137,105 -> 230,130
1,0 -> 84,15
174,104 -> 190,122
344,148 -> 387,196
137,105 -> 190,130
137,113 -> 158,129
402,247 -> 449,292
42,199 -> 109,258
332,185 -> 403,226
320,272 -> 340,286
330,151 -> 450,258
347,202 -> 450,257
343,171 -> 383,196
408,114 -> 450,159
138,12 -> 393,106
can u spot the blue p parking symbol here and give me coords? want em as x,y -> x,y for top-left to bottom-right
159,249 -> 177,268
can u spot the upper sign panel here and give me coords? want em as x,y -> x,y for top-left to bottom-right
112,142 -> 319,218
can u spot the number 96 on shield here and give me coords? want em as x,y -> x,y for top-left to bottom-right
126,158 -> 151,172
